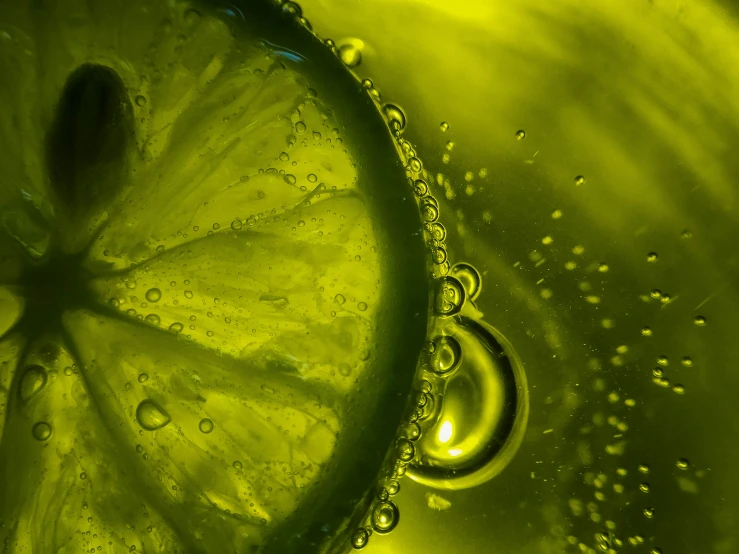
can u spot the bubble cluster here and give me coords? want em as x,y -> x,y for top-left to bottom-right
320,33 -> 527,550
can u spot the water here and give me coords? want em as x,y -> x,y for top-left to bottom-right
2,0 -> 736,553
296,0 -> 739,553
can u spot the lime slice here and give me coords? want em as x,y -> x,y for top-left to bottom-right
0,1 -> 428,552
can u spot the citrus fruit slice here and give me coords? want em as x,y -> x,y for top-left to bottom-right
0,1 -> 428,552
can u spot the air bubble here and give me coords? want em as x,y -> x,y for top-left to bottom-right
231,219 -> 242,231
138,373 -> 149,383
396,438 -> 415,462
19,365 -> 47,401
282,1 -> 302,16
413,179 -> 428,197
403,422 -> 421,441
432,247 -> 447,265
184,290 -> 194,299
145,314 -> 161,326
421,198 -> 439,223
135,95 -> 147,107
335,294 -> 346,305
169,322 -> 184,333
136,399 -> 171,431
371,501 -> 399,534
351,528 -> 369,549
339,44 -> 362,67
199,418 -> 214,434
145,288 -> 161,303
434,276 -> 466,316
450,263 -> 482,300
430,336 -> 461,375
382,104 -> 406,133
32,421 -> 52,441
426,222 -> 446,242
408,317 -> 528,490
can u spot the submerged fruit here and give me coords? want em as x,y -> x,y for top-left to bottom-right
0,1 -> 428,552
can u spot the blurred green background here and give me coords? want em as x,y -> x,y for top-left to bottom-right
298,0 -> 739,552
